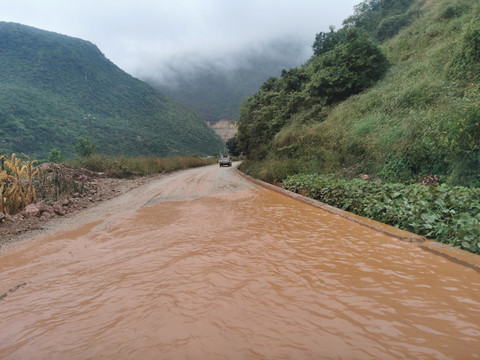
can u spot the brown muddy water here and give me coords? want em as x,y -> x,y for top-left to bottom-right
1,165 -> 479,359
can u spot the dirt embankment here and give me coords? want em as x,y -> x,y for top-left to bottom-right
0,163 -> 164,248
207,119 -> 237,142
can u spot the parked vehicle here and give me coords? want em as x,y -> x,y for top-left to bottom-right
219,155 -> 232,167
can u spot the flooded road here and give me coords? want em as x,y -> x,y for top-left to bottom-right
1,164 -> 479,359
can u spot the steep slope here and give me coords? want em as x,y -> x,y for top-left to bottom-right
237,0 -> 480,187
0,22 -> 224,158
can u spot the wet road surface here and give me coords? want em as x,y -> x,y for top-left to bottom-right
1,164 -> 479,359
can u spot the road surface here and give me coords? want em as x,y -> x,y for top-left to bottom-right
1,163 -> 479,359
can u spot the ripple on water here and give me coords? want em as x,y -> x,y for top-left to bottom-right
0,188 -> 479,359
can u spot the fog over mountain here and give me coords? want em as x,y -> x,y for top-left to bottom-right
145,38 -> 311,122
3,0 -> 359,80
140,36 -> 311,83
3,1 -> 361,124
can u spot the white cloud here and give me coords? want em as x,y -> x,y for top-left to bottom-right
2,0 -> 360,76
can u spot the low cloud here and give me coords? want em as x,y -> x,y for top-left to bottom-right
3,0 -> 359,79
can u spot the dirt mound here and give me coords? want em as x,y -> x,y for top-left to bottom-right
415,174 -> 441,186
0,163 -> 163,248
36,162 -> 105,181
207,119 -> 238,142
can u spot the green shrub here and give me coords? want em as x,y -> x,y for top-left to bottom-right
306,28 -> 389,105
283,173 -> 480,254
74,137 -> 96,158
48,148 -> 63,163
378,154 -> 414,184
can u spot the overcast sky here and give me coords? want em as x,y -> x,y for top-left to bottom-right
3,0 -> 360,80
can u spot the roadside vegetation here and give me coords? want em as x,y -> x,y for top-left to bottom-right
283,174 -> 480,254
70,153 -> 218,177
234,0 -> 480,254
0,151 -> 218,217
235,0 -> 480,187
0,154 -> 38,215
68,137 -> 218,176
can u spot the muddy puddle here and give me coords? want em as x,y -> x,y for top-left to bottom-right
1,169 -> 479,359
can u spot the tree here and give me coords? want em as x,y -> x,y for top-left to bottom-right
343,0 -> 381,31
237,69 -> 310,159
74,137 -> 96,158
226,136 -> 240,156
312,26 -> 347,56
342,0 -> 416,41
48,148 -> 63,163
306,28 -> 389,104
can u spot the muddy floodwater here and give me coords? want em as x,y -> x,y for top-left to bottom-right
1,165 -> 480,359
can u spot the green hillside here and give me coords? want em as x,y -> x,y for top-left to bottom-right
236,0 -> 480,187
0,22 -> 224,159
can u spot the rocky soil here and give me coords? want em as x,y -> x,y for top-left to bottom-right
0,163 -> 165,248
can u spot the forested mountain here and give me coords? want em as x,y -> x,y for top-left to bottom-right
236,0 -> 480,187
0,22 -> 224,159
147,41 -> 310,123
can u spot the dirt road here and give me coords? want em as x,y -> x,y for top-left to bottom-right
1,164 -> 479,359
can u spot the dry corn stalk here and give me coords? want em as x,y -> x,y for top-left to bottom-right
0,154 -> 38,215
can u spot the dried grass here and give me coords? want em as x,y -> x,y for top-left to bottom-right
0,154 -> 38,215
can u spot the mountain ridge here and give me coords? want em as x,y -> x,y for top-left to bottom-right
0,22 -> 224,158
